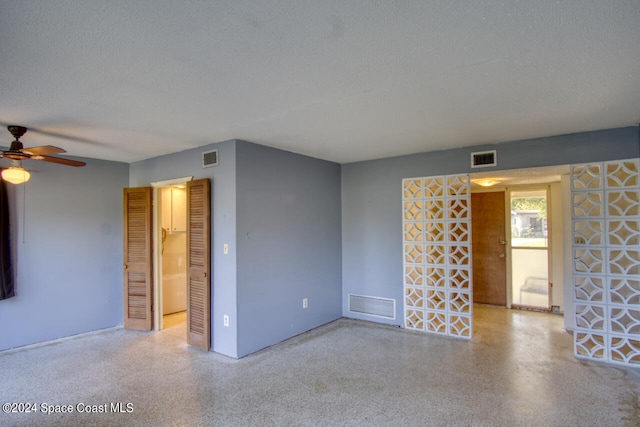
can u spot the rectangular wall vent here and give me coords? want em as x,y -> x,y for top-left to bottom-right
202,149 -> 219,168
471,150 -> 497,168
348,294 -> 395,320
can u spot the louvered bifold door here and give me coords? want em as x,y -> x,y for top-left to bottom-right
187,178 -> 211,351
123,187 -> 153,330
402,174 -> 473,339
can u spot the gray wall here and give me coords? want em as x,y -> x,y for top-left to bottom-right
0,158 -> 128,350
3,126 -> 637,354
128,139 -> 343,358
129,139 -> 238,357
235,141 -> 342,357
341,127 -> 640,324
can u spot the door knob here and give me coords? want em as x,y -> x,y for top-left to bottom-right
499,240 -> 507,245
499,253 -> 505,258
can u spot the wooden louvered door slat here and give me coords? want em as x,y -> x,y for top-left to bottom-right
123,187 -> 152,330
187,178 -> 211,350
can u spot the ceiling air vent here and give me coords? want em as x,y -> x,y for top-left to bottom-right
202,149 -> 219,168
471,150 -> 497,168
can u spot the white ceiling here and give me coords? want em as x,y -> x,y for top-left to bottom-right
1,1 -> 639,164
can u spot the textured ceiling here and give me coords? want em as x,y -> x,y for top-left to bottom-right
1,1 -> 639,164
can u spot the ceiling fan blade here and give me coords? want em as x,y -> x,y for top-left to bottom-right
22,145 -> 66,155
38,155 -> 86,167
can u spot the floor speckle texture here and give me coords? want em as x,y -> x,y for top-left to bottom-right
1,305 -> 639,426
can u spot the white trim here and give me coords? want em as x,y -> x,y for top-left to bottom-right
151,176 -> 193,187
153,186 -> 163,330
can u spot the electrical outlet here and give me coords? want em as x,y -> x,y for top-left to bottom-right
303,298 -> 308,309
223,244 -> 229,254
223,315 -> 229,327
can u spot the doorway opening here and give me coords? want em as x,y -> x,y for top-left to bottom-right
152,177 -> 191,333
509,188 -> 550,311
470,165 -> 569,317
124,177 -> 211,350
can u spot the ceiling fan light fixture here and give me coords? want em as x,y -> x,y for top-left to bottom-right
2,162 -> 31,184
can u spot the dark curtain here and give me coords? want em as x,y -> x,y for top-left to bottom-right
0,175 -> 15,300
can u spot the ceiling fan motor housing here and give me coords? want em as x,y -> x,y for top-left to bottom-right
5,126 -> 26,158
7,125 -> 27,140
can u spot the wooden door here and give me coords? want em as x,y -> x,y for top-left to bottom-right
186,178 -> 211,351
123,187 -> 153,330
471,192 -> 507,306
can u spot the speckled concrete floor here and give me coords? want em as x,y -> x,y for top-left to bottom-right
1,305 -> 639,426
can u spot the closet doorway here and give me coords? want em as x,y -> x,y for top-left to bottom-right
152,177 -> 211,350
123,177 -> 211,351
157,182 -> 188,330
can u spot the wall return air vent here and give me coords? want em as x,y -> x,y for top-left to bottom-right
202,149 -> 219,168
348,294 -> 395,320
471,150 -> 497,168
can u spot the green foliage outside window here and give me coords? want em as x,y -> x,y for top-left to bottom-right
511,197 -> 546,219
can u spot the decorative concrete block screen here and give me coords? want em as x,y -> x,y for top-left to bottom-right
572,159 -> 640,365
402,174 -> 472,339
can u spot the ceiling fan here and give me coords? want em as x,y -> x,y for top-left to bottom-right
1,125 -> 85,184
